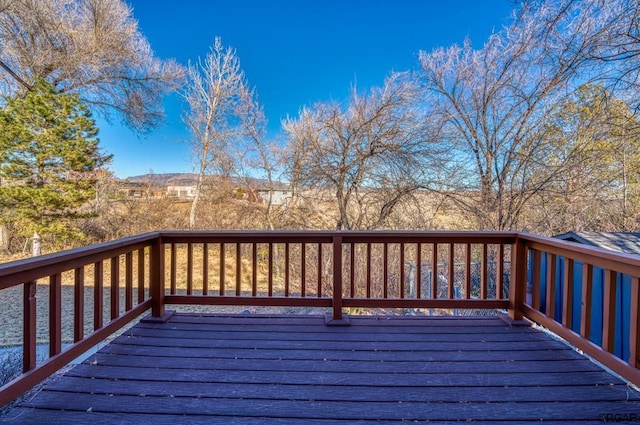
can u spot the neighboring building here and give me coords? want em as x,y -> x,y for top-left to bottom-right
120,181 -> 148,198
166,176 -> 198,199
554,231 -> 640,256
167,184 -> 197,199
255,186 -> 293,206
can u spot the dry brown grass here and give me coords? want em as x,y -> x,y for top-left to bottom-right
0,244 -> 333,348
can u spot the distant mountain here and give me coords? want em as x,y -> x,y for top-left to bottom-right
124,173 -> 197,185
122,173 -> 290,190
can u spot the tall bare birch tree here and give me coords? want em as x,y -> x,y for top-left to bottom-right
418,0 -> 621,230
182,37 -> 252,229
0,0 -> 184,131
234,92 -> 282,230
284,73 -> 442,230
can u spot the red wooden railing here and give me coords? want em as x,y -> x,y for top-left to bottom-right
0,230 -> 639,407
0,232 -> 158,407
521,233 -> 640,386
160,232 -> 515,321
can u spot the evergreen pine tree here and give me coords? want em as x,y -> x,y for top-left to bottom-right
0,79 -> 112,252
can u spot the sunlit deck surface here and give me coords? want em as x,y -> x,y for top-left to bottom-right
6,313 -> 640,424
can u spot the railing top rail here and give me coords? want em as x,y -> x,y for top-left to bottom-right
0,232 -> 160,289
339,231 -> 518,244
158,230 -> 520,243
519,232 -> 640,277
3,230 -> 640,289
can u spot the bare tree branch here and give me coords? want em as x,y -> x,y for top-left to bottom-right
0,0 -> 185,131
284,73 -> 443,230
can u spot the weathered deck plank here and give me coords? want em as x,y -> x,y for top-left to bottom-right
5,314 -> 640,423
73,353 -> 604,373
44,376 -> 635,402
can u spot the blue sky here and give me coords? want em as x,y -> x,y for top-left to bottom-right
102,0 -> 515,178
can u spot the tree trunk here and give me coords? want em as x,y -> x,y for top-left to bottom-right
0,224 -> 9,253
189,170 -> 205,230
32,232 -> 41,256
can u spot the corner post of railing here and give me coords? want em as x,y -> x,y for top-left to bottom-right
326,234 -> 349,326
507,235 -> 528,324
145,233 -> 174,323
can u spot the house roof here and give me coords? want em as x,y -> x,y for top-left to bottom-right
554,231 -> 640,256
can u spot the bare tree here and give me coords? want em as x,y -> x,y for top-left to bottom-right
0,0 -> 184,131
418,0 -> 620,230
577,0 -> 640,110
283,73 -> 442,230
228,90 -> 287,230
181,37 -> 252,229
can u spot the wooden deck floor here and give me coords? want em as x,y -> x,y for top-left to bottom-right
4,313 -> 640,424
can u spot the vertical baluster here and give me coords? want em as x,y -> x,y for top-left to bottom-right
350,243 -> 355,298
366,243 -> 371,299
125,252 -> 133,311
111,256 -> 119,320
317,243 -> 322,298
23,281 -> 37,372
74,267 -> 85,342
400,243 -> 405,299
580,263 -> 593,339
531,250 -> 542,310
50,273 -> 62,356
481,244 -> 488,299
630,276 -> 640,367
268,242 -> 273,297
137,249 -> 145,303
203,243 -> 209,295
94,261 -> 103,330
187,243 -> 193,295
431,244 -> 438,299
545,253 -> 557,318
236,243 -> 242,296
383,243 -> 388,299
170,243 -> 177,295
300,243 -> 306,297
603,269 -> 617,353
416,243 -> 422,299
252,242 -> 258,296
284,243 -> 290,297
220,242 -> 225,296
448,244 -> 454,299
465,243 -> 471,299
562,258 -> 574,328
497,244 -> 504,299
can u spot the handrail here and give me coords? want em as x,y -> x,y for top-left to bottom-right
1,230 -> 640,407
521,232 -> 640,278
0,232 -> 159,289
0,233 -> 158,407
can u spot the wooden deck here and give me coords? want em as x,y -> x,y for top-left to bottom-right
4,313 -> 640,424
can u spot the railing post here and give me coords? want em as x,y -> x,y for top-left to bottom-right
630,276 -> 640,368
49,273 -> 62,357
326,235 -> 349,326
508,236 -> 527,323
23,280 -> 36,372
146,235 -> 173,322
